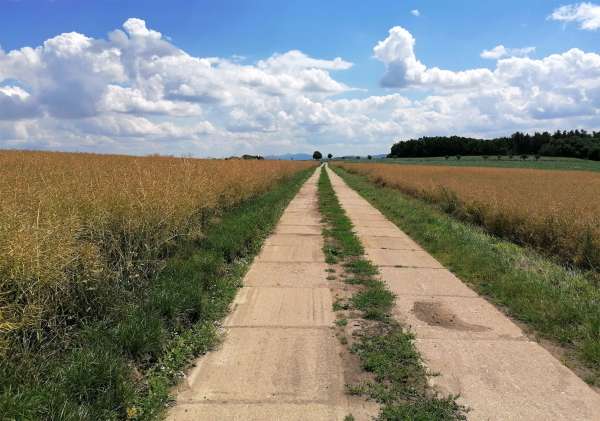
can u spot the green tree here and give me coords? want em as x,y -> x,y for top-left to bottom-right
327,153 -> 333,159
313,151 -> 323,160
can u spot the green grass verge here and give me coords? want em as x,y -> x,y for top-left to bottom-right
318,167 -> 466,420
332,165 -> 600,385
0,168 -> 314,421
343,156 -> 600,172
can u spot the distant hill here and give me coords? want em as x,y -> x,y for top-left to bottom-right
266,153 -> 313,160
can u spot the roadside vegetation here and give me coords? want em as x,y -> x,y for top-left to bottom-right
335,162 -> 600,271
331,165 -> 600,386
318,167 -> 466,420
0,150 -> 314,420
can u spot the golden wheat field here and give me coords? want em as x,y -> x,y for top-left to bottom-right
335,163 -> 600,268
0,150 -> 314,350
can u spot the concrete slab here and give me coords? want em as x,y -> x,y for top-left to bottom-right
394,295 -> 525,340
379,267 -> 477,297
365,248 -> 444,268
286,204 -> 319,212
361,235 -> 422,250
168,403 -> 348,421
244,262 -> 330,288
343,211 -> 383,219
264,234 -> 323,248
347,219 -> 397,229
353,226 -> 409,238
176,327 -> 344,404
257,244 -> 325,263
275,224 -> 322,235
279,213 -> 321,226
225,287 -> 334,327
418,339 -> 600,421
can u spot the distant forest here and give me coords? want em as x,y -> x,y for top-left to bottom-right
389,130 -> 600,161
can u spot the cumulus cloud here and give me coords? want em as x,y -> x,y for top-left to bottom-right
0,18 -> 358,155
480,45 -> 536,60
411,9 -> 420,17
373,26 -> 493,89
1,19 -> 600,156
550,2 -> 600,30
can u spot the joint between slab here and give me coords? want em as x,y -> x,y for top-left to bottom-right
377,265 -> 444,269
177,399 -> 338,405
225,325 -> 332,330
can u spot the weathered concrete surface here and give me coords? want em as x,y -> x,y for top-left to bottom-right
224,287 -> 334,327
326,165 -> 600,421
168,168 -> 376,421
365,248 -> 444,268
244,262 -> 330,288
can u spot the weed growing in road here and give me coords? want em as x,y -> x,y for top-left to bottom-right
318,167 -> 466,420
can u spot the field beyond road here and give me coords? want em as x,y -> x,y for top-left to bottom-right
335,162 -> 600,270
359,156 -> 600,172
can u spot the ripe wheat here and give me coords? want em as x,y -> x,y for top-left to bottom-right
0,151 -> 314,352
335,163 -> 600,269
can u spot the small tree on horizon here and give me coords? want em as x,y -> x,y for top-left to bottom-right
327,153 -> 333,159
313,151 -> 323,160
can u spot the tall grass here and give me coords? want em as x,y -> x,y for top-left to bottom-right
0,151 -> 314,355
335,163 -> 600,270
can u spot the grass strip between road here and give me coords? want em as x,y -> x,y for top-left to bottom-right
331,165 -> 600,387
318,166 -> 467,421
0,168 -> 314,421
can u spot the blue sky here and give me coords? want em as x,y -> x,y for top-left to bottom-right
1,0 -> 600,156
3,0 -> 598,90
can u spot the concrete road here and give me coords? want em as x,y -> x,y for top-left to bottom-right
167,167 -> 376,421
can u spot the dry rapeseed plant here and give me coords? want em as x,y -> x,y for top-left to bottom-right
0,151 -> 314,353
336,163 -> 600,269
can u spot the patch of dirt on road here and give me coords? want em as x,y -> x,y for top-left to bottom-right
413,301 -> 490,332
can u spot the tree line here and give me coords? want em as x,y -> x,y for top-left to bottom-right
389,130 -> 600,161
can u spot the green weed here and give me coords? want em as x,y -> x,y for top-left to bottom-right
318,167 -> 465,420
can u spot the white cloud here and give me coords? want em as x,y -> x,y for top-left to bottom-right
481,45 -> 536,60
1,20 -> 600,156
373,26 -> 494,89
550,2 -> 600,30
411,9 -> 420,17
122,18 -> 163,39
